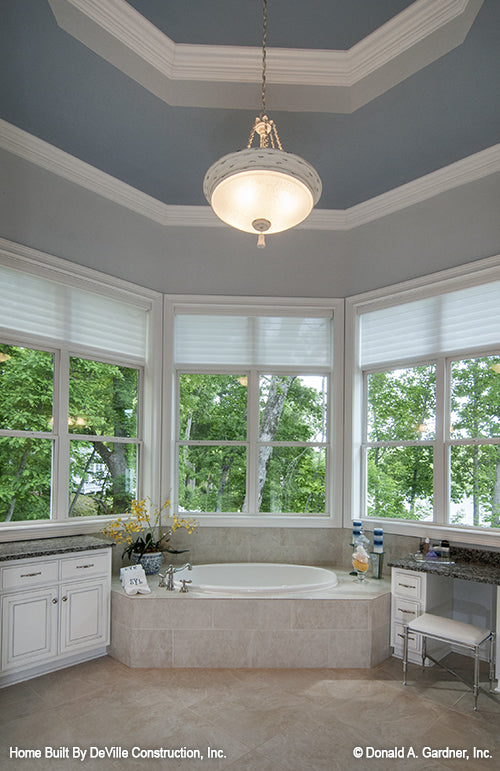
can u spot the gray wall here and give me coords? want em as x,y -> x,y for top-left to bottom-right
1,149 -> 499,299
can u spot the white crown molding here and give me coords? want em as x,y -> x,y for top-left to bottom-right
2,119 -> 499,233
344,143 -> 500,228
0,237 -> 161,303
47,0 -> 483,113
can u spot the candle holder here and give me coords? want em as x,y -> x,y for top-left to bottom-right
370,551 -> 385,579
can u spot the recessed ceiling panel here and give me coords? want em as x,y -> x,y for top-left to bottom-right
126,0 -> 415,49
0,0 -> 498,215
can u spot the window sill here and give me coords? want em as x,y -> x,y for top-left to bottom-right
178,514 -> 339,528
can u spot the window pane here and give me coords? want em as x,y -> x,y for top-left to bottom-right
0,438 -> 51,521
367,366 -> 436,441
69,440 -> 138,516
450,445 -> 500,528
450,356 -> 500,439
178,374 -> 247,441
178,446 -> 246,513
259,375 -> 328,442
366,446 -> 433,520
69,358 -> 138,437
0,344 -> 53,431
259,447 -> 326,514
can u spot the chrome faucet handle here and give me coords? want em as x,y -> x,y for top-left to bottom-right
179,578 -> 192,593
158,572 -> 166,587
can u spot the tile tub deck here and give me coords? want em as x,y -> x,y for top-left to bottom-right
110,570 -> 391,669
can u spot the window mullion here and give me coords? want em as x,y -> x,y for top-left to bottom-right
53,348 -> 69,521
433,357 -> 447,525
246,369 -> 259,515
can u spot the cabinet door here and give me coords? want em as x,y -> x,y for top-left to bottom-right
1,589 -> 58,672
59,580 -> 109,655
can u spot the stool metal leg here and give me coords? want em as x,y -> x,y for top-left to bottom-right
488,632 -> 496,693
421,632 -> 427,670
473,645 -> 480,711
403,625 -> 409,685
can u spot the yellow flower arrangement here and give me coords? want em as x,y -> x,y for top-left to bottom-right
102,498 -> 197,562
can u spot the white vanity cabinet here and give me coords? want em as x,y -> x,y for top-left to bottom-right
0,548 -> 111,686
391,567 -> 452,663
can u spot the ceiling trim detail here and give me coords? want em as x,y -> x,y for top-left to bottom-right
2,119 -> 499,232
47,0 -> 484,113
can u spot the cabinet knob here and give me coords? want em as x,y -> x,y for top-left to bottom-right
52,598 -> 58,604
62,596 -> 68,602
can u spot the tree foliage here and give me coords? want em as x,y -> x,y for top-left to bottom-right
3,344 -> 499,525
178,373 -> 328,514
450,357 -> 500,526
0,345 -> 53,521
68,357 -> 139,516
0,345 -> 138,521
366,366 -> 435,520
366,358 -> 500,526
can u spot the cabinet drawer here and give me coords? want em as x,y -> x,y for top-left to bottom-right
61,551 -> 109,580
2,560 -> 59,590
392,570 -> 423,600
392,597 -> 421,625
392,622 -> 422,653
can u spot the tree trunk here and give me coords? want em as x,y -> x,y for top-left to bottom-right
91,373 -> 135,513
216,454 -> 233,512
68,448 -> 98,515
244,376 -> 296,511
4,448 -> 29,522
93,440 -> 129,513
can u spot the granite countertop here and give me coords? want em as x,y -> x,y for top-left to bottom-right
388,556 -> 500,586
0,536 -> 112,562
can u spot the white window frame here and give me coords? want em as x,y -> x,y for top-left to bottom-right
345,254 -> 500,546
163,295 -> 344,528
0,239 -> 163,541
361,358 -> 438,523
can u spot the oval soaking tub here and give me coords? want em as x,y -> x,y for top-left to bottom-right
174,562 -> 338,595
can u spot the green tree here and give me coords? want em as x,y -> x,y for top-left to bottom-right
450,357 -> 500,526
68,357 -> 139,516
0,345 -> 53,521
177,373 -> 328,514
258,376 -> 327,513
366,366 -> 435,520
366,358 -> 500,527
178,374 -> 247,512
0,345 -> 139,521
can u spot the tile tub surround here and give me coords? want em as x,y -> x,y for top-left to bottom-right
109,526 -> 345,574
110,570 -> 390,669
108,526 -> 422,577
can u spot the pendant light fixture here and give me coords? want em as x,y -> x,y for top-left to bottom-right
203,0 -> 322,248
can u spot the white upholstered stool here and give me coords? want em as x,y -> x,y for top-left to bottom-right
403,613 -> 496,710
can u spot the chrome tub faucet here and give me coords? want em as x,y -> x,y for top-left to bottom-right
158,563 -> 192,590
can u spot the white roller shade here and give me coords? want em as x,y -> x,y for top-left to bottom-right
0,264 -> 148,360
175,314 -> 332,367
360,280 -> 500,367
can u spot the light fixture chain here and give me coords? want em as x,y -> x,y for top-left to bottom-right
260,0 -> 267,117
203,0 -> 321,247
271,119 -> 283,150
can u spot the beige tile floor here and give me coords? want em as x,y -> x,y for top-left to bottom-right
0,654 -> 499,770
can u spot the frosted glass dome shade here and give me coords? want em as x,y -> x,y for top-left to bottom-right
204,148 -> 322,234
